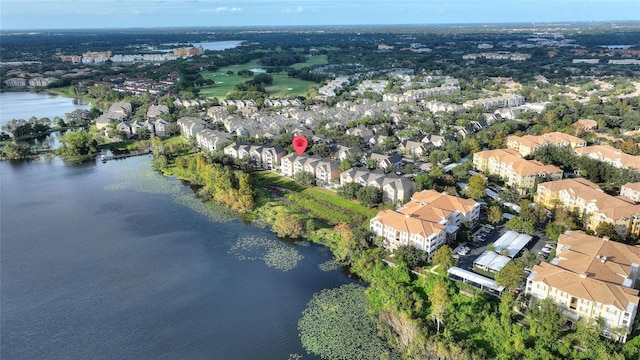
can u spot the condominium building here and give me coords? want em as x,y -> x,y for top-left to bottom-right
473,148 -> 563,193
370,190 -> 480,256
526,231 -> 640,342
223,142 -> 286,170
535,178 -> 640,237
574,145 -> 640,172
621,182 -> 640,203
506,132 -> 586,157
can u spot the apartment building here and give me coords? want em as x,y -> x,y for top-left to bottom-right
574,145 -> 640,172
177,117 -> 207,138
535,178 -> 640,237
526,231 -> 640,342
370,190 -> 480,256
506,132 -> 587,157
279,154 -> 340,183
223,142 -> 286,170
621,183 -> 640,203
473,148 -> 563,193
340,168 -> 414,203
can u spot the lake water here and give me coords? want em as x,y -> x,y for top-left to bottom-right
196,41 -> 244,51
159,40 -> 244,52
0,155 -> 351,359
0,92 -> 90,126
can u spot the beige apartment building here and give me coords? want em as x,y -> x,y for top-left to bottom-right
574,145 -> 640,172
473,148 -> 563,193
621,182 -> 640,203
370,190 -> 480,257
535,178 -> 640,237
506,132 -> 587,157
526,231 -> 640,342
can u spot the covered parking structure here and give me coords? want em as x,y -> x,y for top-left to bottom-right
448,266 -> 505,296
473,250 -> 512,273
493,230 -> 533,258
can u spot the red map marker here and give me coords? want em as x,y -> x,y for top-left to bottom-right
292,135 -> 308,155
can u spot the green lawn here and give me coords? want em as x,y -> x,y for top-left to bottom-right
264,74 -> 317,97
252,170 -> 305,192
251,170 -> 378,227
200,56 -> 324,99
302,187 -> 378,219
290,54 -> 328,69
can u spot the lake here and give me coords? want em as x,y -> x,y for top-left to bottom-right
0,155 -> 351,359
159,40 -> 244,52
0,92 -> 90,126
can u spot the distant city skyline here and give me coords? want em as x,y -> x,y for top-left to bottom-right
2,0 -> 639,30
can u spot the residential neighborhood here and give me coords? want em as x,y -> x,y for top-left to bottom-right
3,23 -> 640,359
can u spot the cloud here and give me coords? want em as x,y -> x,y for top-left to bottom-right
200,7 -> 243,14
282,6 -> 304,14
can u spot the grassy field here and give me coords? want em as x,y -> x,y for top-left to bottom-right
251,170 -> 377,227
200,56 -> 325,99
290,54 -> 328,69
46,86 -> 76,98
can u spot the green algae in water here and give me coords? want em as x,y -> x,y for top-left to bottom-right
229,235 -> 304,272
104,161 -> 236,223
318,259 -> 340,272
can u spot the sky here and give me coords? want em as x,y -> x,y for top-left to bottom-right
1,0 -> 639,30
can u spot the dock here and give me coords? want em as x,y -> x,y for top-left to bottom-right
101,149 -> 151,162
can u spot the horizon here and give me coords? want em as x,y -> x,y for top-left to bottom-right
3,20 -> 640,33
2,0 -> 640,31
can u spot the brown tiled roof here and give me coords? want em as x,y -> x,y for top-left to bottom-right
508,132 -> 584,149
557,231 -> 640,284
538,179 -> 640,220
373,191 -> 478,238
623,182 -> 640,192
475,149 -> 562,176
532,261 -> 639,311
410,190 -> 478,213
575,145 -> 640,171
573,119 -> 598,130
373,210 -> 446,237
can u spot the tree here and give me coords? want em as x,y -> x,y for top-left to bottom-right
620,138 -> 640,155
487,205 -> 503,224
356,185 -> 382,207
310,143 -> 331,158
545,223 -> 565,241
1,141 -> 34,159
575,317 -> 604,347
166,122 -> 181,136
394,245 -> 428,269
499,292 -> 516,327
57,130 -> 98,160
595,222 -> 618,240
467,138 -> 482,154
431,245 -> 455,270
337,182 -> 361,200
430,278 -> 449,333
149,136 -> 166,156
64,109 -> 92,127
294,171 -> 315,186
463,174 -> 487,199
272,211 -> 304,238
495,261 -> 525,289
134,127 -> 151,140
527,298 -> 566,343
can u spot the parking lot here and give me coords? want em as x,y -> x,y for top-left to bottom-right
455,223 -> 554,272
